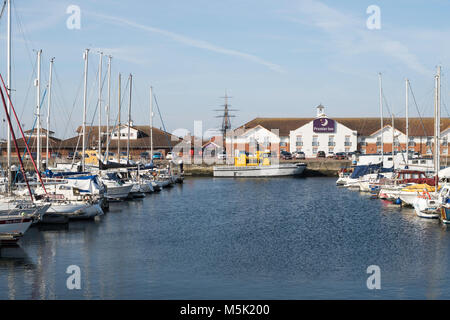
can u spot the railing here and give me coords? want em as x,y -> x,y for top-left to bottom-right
296,142 -> 303,146
328,142 -> 335,146
312,142 -> 319,146
344,142 -> 352,146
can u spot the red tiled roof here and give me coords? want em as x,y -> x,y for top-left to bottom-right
237,117 -> 450,137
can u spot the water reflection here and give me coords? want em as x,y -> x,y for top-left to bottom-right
2,178 -> 450,299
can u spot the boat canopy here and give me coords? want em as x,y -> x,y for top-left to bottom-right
350,164 -> 383,179
65,175 -> 103,194
42,170 -> 89,178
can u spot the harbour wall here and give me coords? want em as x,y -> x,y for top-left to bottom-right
182,159 -> 351,177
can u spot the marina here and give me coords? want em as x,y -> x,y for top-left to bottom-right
3,177 -> 450,299
1,0 -> 450,305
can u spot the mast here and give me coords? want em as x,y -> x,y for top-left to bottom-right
392,113 -> 395,156
150,86 -> 153,161
378,73 -> 384,164
405,78 -> 409,165
82,49 -> 89,172
105,55 -> 111,162
46,57 -> 54,167
435,66 -> 441,188
6,0 -> 11,191
98,52 -> 103,159
36,49 -> 42,171
127,74 -> 132,164
117,73 -> 121,160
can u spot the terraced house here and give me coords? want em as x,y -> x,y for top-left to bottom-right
228,105 -> 450,158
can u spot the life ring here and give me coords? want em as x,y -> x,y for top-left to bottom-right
152,171 -> 157,177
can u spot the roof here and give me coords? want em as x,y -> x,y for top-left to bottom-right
61,125 -> 182,149
236,117 -> 450,137
24,128 -> 55,134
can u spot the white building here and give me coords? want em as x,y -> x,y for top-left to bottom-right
289,105 -> 357,157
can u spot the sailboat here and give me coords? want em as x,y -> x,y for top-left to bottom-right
413,67 -> 442,219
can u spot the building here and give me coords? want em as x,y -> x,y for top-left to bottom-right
59,124 -> 181,158
289,105 -> 357,156
229,104 -> 450,158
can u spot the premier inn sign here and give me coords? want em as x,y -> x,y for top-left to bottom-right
313,118 -> 335,133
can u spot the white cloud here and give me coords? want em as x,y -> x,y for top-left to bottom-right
287,0 -> 430,76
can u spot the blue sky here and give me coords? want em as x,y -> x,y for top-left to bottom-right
0,0 -> 449,139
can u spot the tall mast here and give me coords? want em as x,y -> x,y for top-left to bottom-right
46,57 -> 54,167
127,74 -> 132,164
405,78 -> 409,165
82,49 -> 89,171
105,55 -> 111,162
392,113 -> 395,156
378,73 -> 384,163
98,52 -> 103,159
150,86 -> 153,161
6,0 -> 11,191
36,49 -> 42,171
117,73 -> 121,160
435,66 -> 441,187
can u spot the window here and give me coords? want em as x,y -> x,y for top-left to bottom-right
312,147 -> 318,154
393,136 -> 400,151
376,137 -> 382,146
442,136 -> 448,146
360,137 -> 366,146
426,137 -> 433,146
328,148 -> 334,154
296,135 -> 303,146
344,136 -> 351,146
280,142 -> 287,147
312,136 -> 319,146
328,135 -> 335,147
393,136 -> 400,147
408,137 -> 415,147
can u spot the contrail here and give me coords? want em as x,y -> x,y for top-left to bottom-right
90,12 -> 285,73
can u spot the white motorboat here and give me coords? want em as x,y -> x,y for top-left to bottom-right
413,194 -> 440,219
213,163 -> 306,177
100,172 -> 133,200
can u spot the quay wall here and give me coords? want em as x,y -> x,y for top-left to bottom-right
182,159 -> 351,177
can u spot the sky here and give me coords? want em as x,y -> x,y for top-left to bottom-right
0,0 -> 450,140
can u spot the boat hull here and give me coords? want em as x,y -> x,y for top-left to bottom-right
213,163 -> 306,177
0,217 -> 33,235
105,184 -> 133,200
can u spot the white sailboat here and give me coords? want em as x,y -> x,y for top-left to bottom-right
413,66 -> 441,219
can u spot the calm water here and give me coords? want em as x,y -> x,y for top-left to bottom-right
1,177 -> 450,299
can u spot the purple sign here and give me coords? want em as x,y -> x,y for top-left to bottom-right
313,118 -> 335,133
